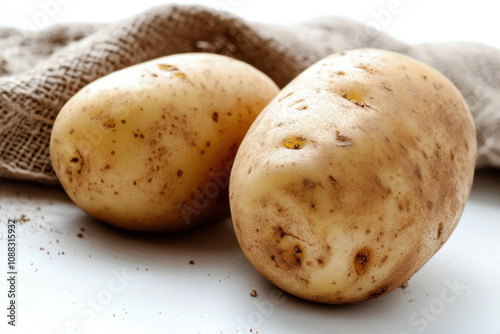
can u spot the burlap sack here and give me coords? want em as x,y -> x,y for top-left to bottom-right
1,4 -> 499,184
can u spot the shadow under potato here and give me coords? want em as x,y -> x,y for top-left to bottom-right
76,212 -> 240,257
468,168 -> 500,207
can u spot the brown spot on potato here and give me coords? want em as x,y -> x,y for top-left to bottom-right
212,112 -> 219,122
354,247 -> 371,275
69,129 -> 75,135
111,151 -> 115,155
450,149 -> 455,160
335,131 -> 353,147
104,165 -> 110,170
427,200 -> 433,210
368,286 -> 387,299
177,170 -> 183,177
328,175 -> 338,185
121,119 -> 126,124
70,157 -> 79,163
414,166 -> 422,180
102,119 -> 115,129
270,255 -> 278,267
303,178 -> 316,189
299,278 -> 310,286
293,245 -> 303,265
273,226 -> 287,239
437,222 -> 444,238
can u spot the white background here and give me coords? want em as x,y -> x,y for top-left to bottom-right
1,1 -> 500,334
1,0 -> 500,49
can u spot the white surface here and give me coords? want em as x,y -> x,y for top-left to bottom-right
1,1 -> 500,333
0,170 -> 500,334
1,0 -> 500,49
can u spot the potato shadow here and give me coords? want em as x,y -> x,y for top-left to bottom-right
246,250 -> 476,333
75,212 -> 240,260
1,178 -> 241,262
468,168 -> 500,207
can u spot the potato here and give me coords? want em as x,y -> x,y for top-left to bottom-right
229,49 -> 476,303
50,53 -> 279,232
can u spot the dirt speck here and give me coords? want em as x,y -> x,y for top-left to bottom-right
437,222 -> 444,238
18,214 -> 30,223
302,178 -> 316,189
354,247 -> 371,275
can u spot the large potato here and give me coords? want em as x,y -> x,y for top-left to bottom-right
50,53 -> 279,232
229,49 -> 476,303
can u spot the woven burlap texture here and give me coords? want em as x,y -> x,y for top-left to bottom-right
1,4 -> 499,184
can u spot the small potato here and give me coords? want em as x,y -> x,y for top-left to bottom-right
229,49 -> 476,303
50,53 -> 279,232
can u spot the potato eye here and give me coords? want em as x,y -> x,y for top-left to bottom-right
283,136 -> 306,149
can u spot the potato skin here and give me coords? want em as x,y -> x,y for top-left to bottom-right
229,49 -> 476,303
50,53 -> 279,232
